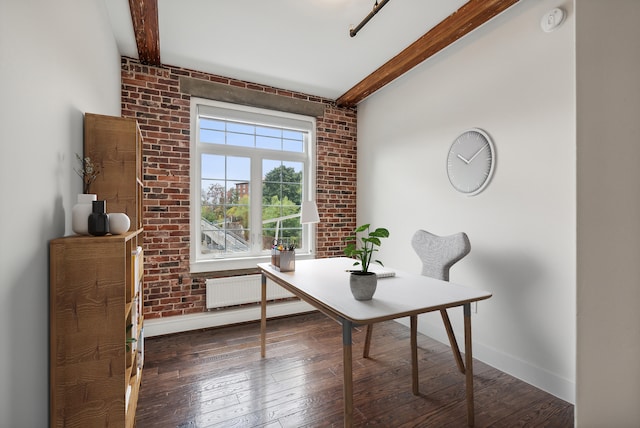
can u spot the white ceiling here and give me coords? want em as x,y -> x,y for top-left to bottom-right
105,0 -> 467,100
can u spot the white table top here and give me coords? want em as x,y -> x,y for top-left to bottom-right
258,257 -> 492,324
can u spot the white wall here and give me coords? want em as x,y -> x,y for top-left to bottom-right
357,0 -> 576,403
575,0 -> 640,425
0,0 -> 122,426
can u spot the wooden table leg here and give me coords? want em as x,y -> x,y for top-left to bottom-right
411,315 -> 419,395
363,324 -> 373,358
464,303 -> 474,427
341,318 -> 354,427
260,273 -> 267,358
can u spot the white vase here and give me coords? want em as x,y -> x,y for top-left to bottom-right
72,194 -> 97,235
108,213 -> 131,235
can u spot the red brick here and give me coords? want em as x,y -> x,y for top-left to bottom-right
121,57 -> 357,319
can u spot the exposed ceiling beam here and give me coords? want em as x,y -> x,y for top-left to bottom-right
128,0 -> 161,66
336,0 -> 520,107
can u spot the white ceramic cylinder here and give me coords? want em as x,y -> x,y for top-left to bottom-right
71,194 -> 97,235
108,213 -> 131,235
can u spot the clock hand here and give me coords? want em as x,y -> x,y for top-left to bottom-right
468,143 -> 488,163
457,153 -> 470,164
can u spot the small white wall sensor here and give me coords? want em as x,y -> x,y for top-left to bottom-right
541,7 -> 565,33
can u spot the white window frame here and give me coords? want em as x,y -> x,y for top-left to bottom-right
190,98 -> 317,272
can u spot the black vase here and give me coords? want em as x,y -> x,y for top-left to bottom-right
88,200 -> 110,236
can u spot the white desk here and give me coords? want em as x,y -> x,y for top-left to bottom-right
258,257 -> 492,427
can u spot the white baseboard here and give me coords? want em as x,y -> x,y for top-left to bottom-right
396,316 -> 575,404
144,300 -> 314,337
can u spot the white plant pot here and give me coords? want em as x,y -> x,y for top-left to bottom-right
71,194 -> 97,235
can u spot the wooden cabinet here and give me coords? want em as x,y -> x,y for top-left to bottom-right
84,113 -> 144,231
50,113 -> 145,427
50,231 -> 144,427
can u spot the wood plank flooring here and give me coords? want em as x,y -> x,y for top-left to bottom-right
136,311 -> 573,427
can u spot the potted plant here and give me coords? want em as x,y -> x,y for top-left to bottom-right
343,224 -> 390,300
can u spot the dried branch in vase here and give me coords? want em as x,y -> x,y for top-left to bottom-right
74,153 -> 101,194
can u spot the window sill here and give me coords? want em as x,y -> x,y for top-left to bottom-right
190,252 -> 317,274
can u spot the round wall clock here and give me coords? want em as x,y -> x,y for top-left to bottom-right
446,128 -> 495,196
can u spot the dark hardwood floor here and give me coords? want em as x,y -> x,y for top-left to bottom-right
136,311 -> 573,427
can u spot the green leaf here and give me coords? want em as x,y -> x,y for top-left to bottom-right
342,224 -> 389,273
371,228 -> 390,238
364,237 -> 381,246
355,224 -> 370,233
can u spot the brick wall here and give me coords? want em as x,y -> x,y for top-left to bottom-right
120,57 -> 357,320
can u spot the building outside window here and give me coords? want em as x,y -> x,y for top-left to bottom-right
190,98 -> 316,272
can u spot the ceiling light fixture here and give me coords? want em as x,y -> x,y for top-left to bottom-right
349,0 -> 391,38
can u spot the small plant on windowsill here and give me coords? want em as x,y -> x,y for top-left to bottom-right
74,153 -> 101,194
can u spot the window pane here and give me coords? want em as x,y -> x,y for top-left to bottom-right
256,135 -> 281,150
256,126 -> 280,137
262,159 -> 281,176
201,118 -> 225,131
283,139 -> 303,152
200,129 -> 225,145
227,122 -> 254,134
283,130 -> 304,153
200,119 -> 226,145
227,132 -> 254,147
283,129 -> 303,141
262,159 -> 303,250
226,157 -> 250,181
281,183 -> 302,204
201,154 -> 225,179
201,179 -> 226,204
282,160 -> 304,176
200,154 -> 251,257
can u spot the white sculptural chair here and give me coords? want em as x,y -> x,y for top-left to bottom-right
362,229 -> 471,374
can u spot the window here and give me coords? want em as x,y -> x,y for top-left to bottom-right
190,98 -> 316,272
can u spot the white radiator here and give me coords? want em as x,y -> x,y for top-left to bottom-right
206,274 -> 295,309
